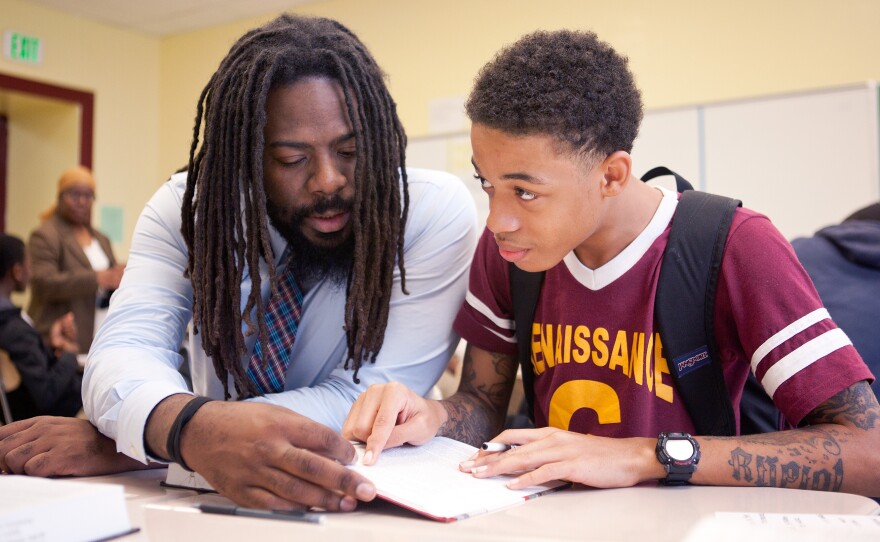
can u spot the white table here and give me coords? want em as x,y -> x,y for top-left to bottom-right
88,468 -> 880,542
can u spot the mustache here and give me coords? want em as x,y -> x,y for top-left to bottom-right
291,194 -> 355,220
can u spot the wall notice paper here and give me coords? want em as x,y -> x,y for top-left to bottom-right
98,205 -> 125,243
350,436 -> 569,522
0,475 -> 135,542
684,511 -> 880,542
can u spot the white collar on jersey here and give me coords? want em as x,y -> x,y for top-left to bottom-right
563,186 -> 678,291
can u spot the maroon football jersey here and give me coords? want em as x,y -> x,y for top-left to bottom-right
454,190 -> 872,436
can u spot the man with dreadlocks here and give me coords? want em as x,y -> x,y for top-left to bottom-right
0,14 -> 476,511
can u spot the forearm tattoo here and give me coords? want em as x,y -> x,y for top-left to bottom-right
438,350 -> 516,446
723,381 -> 879,492
801,380 -> 880,429
727,428 -> 844,491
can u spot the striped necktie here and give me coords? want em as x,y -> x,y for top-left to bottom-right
246,262 -> 303,394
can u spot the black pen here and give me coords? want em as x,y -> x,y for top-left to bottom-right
195,503 -> 324,524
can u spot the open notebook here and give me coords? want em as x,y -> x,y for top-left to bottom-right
165,436 -> 569,522
350,436 -> 569,522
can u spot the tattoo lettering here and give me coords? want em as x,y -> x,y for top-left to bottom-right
726,429 -> 845,491
729,447 -> 753,482
807,460 -> 841,492
755,455 -> 778,487
780,461 -> 802,486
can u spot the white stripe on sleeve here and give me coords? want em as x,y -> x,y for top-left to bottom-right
465,290 -> 515,330
751,308 -> 830,372
761,328 -> 852,397
487,327 -> 518,344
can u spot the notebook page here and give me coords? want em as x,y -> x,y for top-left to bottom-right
350,437 -> 566,521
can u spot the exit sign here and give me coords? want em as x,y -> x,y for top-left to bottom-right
3,31 -> 43,64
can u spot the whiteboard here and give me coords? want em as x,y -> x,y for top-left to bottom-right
631,106 -> 703,191
407,82 -> 880,240
702,83 -> 879,239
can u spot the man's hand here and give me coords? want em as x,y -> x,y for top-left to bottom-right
342,382 -> 447,465
150,398 -> 376,512
0,417 -> 152,476
342,344 -> 518,465
459,427 -> 658,490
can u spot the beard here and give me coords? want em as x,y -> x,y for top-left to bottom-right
266,194 -> 355,286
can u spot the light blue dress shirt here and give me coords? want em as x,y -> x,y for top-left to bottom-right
83,168 -> 478,462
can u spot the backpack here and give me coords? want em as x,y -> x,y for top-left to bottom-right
509,166 -> 784,436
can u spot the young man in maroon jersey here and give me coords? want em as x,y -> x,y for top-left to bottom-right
343,29 -> 880,496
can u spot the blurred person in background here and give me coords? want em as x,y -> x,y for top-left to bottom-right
792,202 -> 880,398
0,234 -> 82,419
27,166 -> 125,353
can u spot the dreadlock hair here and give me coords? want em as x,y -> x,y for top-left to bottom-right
466,29 -> 643,162
180,14 -> 409,399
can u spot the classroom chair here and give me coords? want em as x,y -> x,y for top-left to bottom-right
0,348 -> 21,425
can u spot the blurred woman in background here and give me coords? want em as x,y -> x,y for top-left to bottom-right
28,166 -> 125,353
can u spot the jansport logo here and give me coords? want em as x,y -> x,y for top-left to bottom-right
673,346 -> 711,377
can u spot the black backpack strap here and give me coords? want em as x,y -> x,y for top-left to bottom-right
654,188 -> 742,436
509,264 -> 544,421
509,166 -> 779,435
641,166 -> 695,193
647,168 -> 783,435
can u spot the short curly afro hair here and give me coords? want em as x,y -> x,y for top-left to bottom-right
466,29 -> 643,159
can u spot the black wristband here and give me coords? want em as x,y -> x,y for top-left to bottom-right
166,396 -> 213,472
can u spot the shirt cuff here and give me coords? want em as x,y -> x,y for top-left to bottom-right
114,382 -> 194,463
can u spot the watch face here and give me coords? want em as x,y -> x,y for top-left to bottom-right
666,439 -> 695,461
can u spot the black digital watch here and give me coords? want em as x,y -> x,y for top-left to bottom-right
655,432 -> 700,485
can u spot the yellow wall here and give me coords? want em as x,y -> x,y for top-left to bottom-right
156,0 -> 880,175
3,0 -> 880,258
3,92 -> 78,308
1,0 -> 161,260
5,93 -> 78,242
